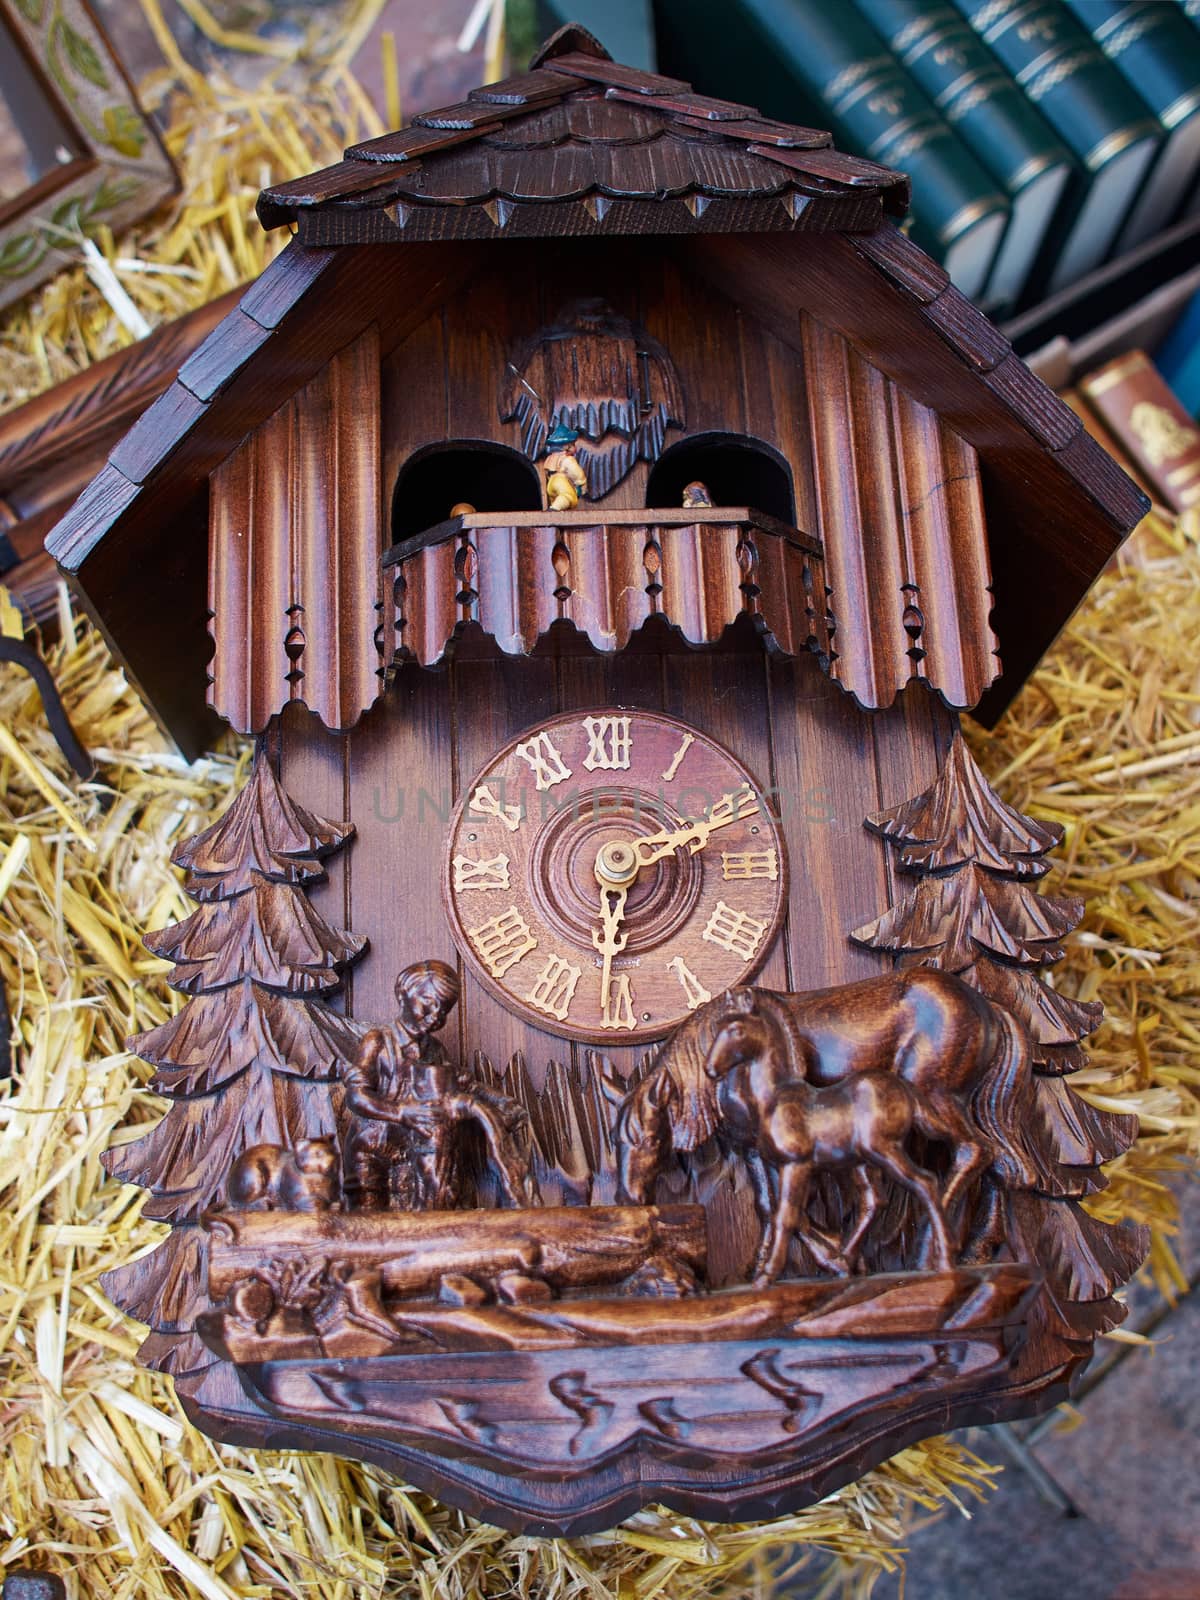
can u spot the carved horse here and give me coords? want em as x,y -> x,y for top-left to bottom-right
614,969 -> 1039,1281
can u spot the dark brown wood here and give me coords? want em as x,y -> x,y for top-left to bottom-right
499,299 -> 684,498
259,64 -> 899,244
385,513 -> 831,670
0,290 -> 237,629
208,322 -> 383,734
0,291 -> 237,493
850,735 -> 1145,1331
387,507 -> 823,562
673,114 -> 831,149
683,230 -> 1148,724
48,239 -> 477,758
103,683 -> 1145,1531
544,52 -> 690,97
205,1203 -> 705,1314
604,86 -> 761,122
610,956 -> 1137,1290
469,69 -> 577,106
79,24 -> 1151,1539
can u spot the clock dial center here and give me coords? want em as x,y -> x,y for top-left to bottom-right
531,788 -> 705,957
595,838 -> 639,888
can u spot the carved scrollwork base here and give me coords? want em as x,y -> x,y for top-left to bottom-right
188,1262 -> 1045,1533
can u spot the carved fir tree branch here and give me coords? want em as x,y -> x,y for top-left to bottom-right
852,734 -> 1104,1072
101,750 -> 365,1375
851,732 -> 1145,1321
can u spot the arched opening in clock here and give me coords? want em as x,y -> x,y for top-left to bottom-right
646,433 -> 795,523
391,441 -> 542,544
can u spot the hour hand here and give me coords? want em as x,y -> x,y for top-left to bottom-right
592,875 -> 629,1021
592,881 -> 629,959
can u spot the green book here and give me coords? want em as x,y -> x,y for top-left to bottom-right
1062,0 -> 1200,246
855,0 -> 1073,311
951,0 -> 1161,291
654,0 -> 1010,301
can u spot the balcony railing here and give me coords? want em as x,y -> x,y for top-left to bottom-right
381,507 -> 831,668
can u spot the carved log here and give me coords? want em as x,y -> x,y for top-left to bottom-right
207,1203 -> 707,1302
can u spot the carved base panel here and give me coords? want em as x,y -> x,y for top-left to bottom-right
109,745 -> 1147,1533
190,1264 -> 1046,1533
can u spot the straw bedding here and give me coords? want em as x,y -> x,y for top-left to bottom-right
0,15 -> 1197,1596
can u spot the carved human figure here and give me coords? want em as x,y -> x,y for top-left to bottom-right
542,423 -> 588,510
341,960 -> 537,1211
681,480 -> 713,509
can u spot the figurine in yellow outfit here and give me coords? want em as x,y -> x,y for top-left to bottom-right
542,423 -> 588,510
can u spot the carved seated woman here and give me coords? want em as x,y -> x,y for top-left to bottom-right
340,960 -> 537,1211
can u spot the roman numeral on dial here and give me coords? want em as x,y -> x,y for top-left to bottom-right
721,848 -> 778,881
515,731 -> 571,790
468,906 -> 537,977
468,783 -> 522,832
702,901 -> 769,961
582,715 -> 632,771
452,853 -> 510,891
526,956 -> 582,1020
667,955 -> 711,1011
600,972 -> 637,1030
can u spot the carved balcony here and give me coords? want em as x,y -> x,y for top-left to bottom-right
381,506 -> 833,669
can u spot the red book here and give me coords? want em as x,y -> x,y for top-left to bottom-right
1080,350 -> 1200,513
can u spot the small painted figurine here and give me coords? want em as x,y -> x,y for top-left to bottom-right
341,960 -> 537,1210
543,423 -> 588,510
682,480 -> 713,509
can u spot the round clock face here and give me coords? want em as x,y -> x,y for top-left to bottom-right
444,710 -> 787,1046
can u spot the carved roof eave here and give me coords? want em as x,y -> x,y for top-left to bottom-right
254,42 -> 909,240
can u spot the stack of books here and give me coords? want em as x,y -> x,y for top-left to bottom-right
654,0 -> 1200,313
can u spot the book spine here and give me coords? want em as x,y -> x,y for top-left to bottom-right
952,0 -> 1161,172
779,1 -> 1008,257
659,0 -> 1009,259
855,0 -> 1070,195
1157,287 -> 1200,417
1080,350 -> 1200,512
1062,1 -> 1200,132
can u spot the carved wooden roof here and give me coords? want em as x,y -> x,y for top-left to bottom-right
42,30 -> 1149,758
256,28 -> 908,242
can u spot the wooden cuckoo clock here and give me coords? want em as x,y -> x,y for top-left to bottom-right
48,23 -> 1151,1535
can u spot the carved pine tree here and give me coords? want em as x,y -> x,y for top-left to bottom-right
851,734 -> 1145,1325
102,753 -> 364,1376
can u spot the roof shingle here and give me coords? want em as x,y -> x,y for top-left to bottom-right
259,35 -> 908,236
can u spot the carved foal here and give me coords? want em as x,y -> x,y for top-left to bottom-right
706,1015 -> 955,1282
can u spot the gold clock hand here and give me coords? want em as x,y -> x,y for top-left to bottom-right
627,783 -> 761,868
592,877 -> 629,1022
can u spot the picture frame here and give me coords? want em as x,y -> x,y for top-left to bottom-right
0,0 -> 177,311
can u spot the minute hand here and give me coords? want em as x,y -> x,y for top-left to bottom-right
629,784 -> 761,867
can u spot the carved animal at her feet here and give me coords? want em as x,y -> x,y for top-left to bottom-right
227,1140 -> 341,1212
614,970 -> 1039,1280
